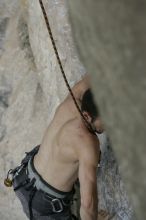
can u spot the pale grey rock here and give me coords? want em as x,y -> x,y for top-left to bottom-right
27,0 -> 85,109
0,18 -> 9,56
0,1 -> 47,219
97,138 -> 133,219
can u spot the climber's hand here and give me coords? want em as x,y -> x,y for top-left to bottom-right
97,210 -> 110,220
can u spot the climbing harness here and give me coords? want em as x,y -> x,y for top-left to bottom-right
4,146 -> 39,188
4,146 -> 77,220
39,0 -> 96,135
4,169 -> 14,187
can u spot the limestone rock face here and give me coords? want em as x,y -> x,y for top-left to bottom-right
0,0 -> 135,219
68,0 -> 146,219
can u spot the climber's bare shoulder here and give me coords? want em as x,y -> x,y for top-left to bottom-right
75,126 -> 100,155
55,74 -> 90,116
51,93 -> 81,126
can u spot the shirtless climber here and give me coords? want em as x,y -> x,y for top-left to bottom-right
5,75 -> 109,220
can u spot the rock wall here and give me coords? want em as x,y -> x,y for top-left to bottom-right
68,0 -> 146,219
0,0 -> 133,219
0,1 -> 84,219
0,1 -> 47,219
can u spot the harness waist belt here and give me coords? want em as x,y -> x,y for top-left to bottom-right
27,155 -> 74,199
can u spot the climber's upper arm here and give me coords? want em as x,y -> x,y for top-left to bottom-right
77,137 -> 100,219
67,74 -> 90,101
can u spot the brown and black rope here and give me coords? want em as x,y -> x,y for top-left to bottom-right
39,0 -> 96,134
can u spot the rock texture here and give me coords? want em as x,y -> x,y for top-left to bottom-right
0,1 -> 47,219
68,0 -> 146,219
0,0 -> 135,219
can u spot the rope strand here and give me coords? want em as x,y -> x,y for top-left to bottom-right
39,0 -> 95,134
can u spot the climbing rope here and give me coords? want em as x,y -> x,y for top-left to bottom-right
39,0 -> 96,135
